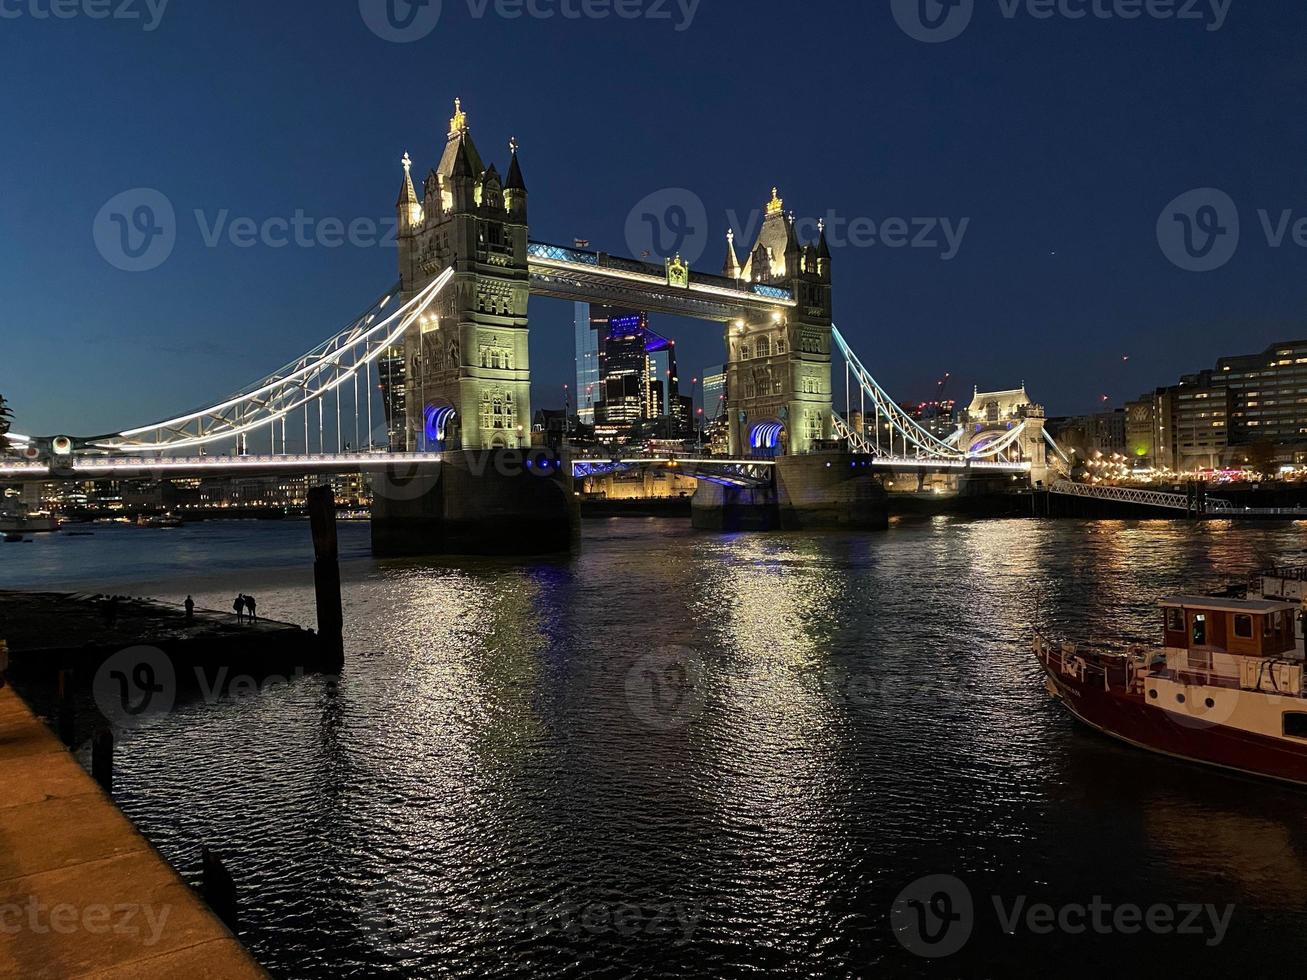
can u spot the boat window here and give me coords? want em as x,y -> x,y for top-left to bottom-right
1234,614 -> 1254,639
1165,609 -> 1183,632
1285,713 -> 1307,739
1264,615 -> 1274,637
1192,614 -> 1207,647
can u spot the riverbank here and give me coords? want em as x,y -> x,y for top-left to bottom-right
0,685 -> 268,978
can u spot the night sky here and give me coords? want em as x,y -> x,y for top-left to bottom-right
3,0 -> 1305,436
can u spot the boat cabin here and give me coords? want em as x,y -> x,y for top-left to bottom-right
1161,595 -> 1298,659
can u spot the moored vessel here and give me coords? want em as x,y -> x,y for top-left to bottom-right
1036,594 -> 1307,786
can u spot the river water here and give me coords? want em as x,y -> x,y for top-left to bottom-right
3,516 -> 1307,977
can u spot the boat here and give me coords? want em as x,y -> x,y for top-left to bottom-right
0,502 -> 58,534
1035,593 -> 1307,786
136,513 -> 184,528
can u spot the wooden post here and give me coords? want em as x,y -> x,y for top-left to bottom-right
92,729 -> 114,795
201,847 -> 240,933
307,484 -> 345,672
57,668 -> 76,747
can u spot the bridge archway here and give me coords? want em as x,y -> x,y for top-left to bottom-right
423,404 -> 458,451
749,420 -> 787,459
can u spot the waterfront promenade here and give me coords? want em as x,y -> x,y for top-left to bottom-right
0,685 -> 267,978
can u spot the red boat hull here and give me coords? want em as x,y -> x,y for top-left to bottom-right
1039,656 -> 1307,788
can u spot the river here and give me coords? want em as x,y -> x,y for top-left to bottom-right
3,516 -> 1306,977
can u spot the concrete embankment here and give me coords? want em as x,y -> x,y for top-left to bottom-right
0,685 -> 268,978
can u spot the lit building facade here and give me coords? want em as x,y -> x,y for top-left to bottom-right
702,365 -> 727,422
574,302 -> 601,426
1123,338 -> 1307,471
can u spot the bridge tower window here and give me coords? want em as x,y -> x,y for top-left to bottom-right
757,337 -> 772,357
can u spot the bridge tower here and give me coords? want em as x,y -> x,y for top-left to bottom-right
724,189 -> 833,457
395,99 -> 532,451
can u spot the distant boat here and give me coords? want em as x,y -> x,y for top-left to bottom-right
137,514 -> 184,529
0,504 -> 58,534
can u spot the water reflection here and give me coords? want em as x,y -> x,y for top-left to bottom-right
9,517 -> 1307,977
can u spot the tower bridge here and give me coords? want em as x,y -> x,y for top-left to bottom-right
6,99 -> 1060,554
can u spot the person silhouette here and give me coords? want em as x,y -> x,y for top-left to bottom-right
233,595 -> 245,624
245,595 -> 258,623
184,595 -> 195,623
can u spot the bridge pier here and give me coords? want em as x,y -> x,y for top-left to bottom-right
691,452 -> 888,532
370,449 -> 579,557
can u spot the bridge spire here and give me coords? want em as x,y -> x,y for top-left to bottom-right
449,97 -> 469,138
505,137 -> 528,222
396,151 -> 422,229
722,227 -> 742,279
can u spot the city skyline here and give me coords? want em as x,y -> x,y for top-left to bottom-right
4,4 -> 1307,436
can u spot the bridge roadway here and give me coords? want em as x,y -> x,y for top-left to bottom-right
0,452 -> 1032,484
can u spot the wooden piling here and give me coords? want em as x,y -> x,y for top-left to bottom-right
56,667 -> 75,746
92,728 -> 114,795
201,846 -> 241,933
307,484 -> 345,672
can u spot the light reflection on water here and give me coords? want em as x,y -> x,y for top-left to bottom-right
6,517 -> 1307,976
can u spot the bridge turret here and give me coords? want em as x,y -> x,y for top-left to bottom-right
723,228 -> 742,280
726,187 -> 835,456
505,139 -> 528,223
816,220 -> 831,282
396,152 -> 423,235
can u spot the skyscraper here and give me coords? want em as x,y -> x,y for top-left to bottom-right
574,302 -> 601,426
701,365 -> 727,422
595,310 -> 649,441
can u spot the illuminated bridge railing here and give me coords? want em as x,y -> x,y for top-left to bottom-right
527,240 -> 794,303
527,241 -> 599,265
1049,480 -> 1232,512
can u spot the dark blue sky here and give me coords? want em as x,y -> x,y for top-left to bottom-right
3,0 -> 1306,436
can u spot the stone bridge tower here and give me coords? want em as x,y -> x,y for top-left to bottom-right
395,99 -> 531,451
723,189 -> 833,456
